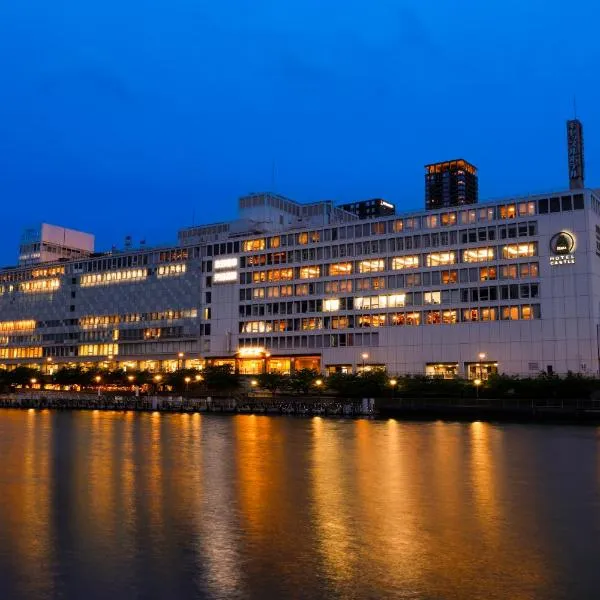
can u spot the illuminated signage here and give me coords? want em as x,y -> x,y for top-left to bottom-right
213,271 -> 237,283
238,347 -> 265,357
215,257 -> 238,270
381,201 -> 394,209
549,231 -> 575,266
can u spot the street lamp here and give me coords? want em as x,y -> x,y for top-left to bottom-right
95,375 -> 102,397
195,374 -> 203,382
178,352 -> 185,370
250,379 -> 258,387
474,378 -> 482,399
184,376 -> 191,394
315,379 -> 323,386
30,378 -> 37,386
361,352 -> 369,371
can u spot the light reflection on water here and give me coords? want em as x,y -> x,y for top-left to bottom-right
0,411 -> 598,599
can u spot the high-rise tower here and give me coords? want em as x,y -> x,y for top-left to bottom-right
567,119 -> 585,190
424,159 -> 478,211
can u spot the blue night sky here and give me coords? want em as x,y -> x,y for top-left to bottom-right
1,0 -> 598,265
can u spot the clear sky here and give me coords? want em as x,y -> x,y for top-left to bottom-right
1,0 -> 598,265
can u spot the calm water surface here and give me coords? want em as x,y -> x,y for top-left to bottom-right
0,411 -> 598,599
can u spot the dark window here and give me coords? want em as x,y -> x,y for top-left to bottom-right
69,305 -> 75,312
70,291 -> 76,299
561,196 -> 572,211
538,198 -> 548,214
550,197 -> 560,213
574,194 -> 584,210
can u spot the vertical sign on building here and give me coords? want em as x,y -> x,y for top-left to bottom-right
567,119 -> 585,190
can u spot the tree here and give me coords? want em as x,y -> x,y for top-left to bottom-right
257,372 -> 287,393
6,366 -> 42,387
202,365 -> 240,392
288,369 -> 319,394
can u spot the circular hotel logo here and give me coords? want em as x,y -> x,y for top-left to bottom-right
549,231 -> 575,256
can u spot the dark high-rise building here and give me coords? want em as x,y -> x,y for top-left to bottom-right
567,119 -> 585,190
339,198 -> 395,219
425,159 -> 478,210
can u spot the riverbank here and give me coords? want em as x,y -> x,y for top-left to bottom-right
2,391 -> 600,422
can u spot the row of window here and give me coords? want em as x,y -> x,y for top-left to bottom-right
238,263 -> 540,302
233,224 -> 538,270
238,332 -> 380,350
239,304 -> 540,332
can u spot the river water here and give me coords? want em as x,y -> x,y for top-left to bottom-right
0,411 -> 598,599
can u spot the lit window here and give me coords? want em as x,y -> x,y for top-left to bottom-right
242,239 -> 265,252
499,205 -> 517,219
442,310 -> 457,324
462,247 -> 495,263
329,262 -> 352,276
299,266 -> 321,279
359,259 -> 385,273
157,264 -> 187,278
0,320 -> 36,333
392,256 -> 419,270
424,291 -> 441,304
501,306 -> 520,320
19,278 -> 61,293
214,271 -> 237,283
479,267 -> 497,281
323,298 -> 340,312
440,212 -> 457,226
295,284 -> 310,295
81,270 -> 146,287
426,311 -> 441,325
502,243 -> 537,259
426,252 -> 456,267
441,270 -> 458,284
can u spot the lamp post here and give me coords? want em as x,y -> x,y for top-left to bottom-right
474,378 -> 482,399
477,352 -> 486,380
178,352 -> 184,370
95,375 -> 102,397
361,352 -> 369,372
390,378 -> 397,399
30,378 -> 37,388
184,376 -> 191,395
154,374 -> 162,394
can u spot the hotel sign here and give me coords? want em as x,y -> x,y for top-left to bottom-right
549,232 -> 575,266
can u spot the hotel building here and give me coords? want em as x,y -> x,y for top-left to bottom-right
1,123 -> 599,379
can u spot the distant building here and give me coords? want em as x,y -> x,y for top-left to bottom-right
18,224 -> 94,266
339,198 -> 396,219
425,159 -> 478,211
567,119 -> 585,190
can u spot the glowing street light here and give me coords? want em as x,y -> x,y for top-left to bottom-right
95,376 -> 102,384
127,375 -> 135,382
478,352 -> 486,361
361,352 -> 369,370
474,378 -> 482,399
250,379 -> 258,387
389,379 -> 397,387
315,379 -> 323,386
195,374 -> 203,382
30,378 -> 37,385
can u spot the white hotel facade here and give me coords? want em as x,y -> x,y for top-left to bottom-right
2,185 -> 600,379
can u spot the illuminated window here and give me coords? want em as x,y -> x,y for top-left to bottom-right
481,307 -> 497,321
392,220 -> 403,233
280,285 -> 293,297
78,344 -> 119,356
392,256 -> 419,270
157,264 -> 186,278
270,236 -> 281,248
331,316 -> 349,329
301,318 -> 321,330
19,278 -> 60,293
425,311 -> 441,324
502,243 -> 537,259
0,347 -> 43,359
31,266 -> 65,278
323,298 -> 340,312
425,215 -> 438,228
297,232 -> 309,245
521,305 -> 533,320
253,288 -> 265,299
440,212 -> 457,226
501,306 -> 520,320
499,204 -> 517,219
329,262 -> 352,276
266,286 -> 279,298
242,239 -> 265,252
441,310 -> 457,324
424,291 -> 441,305
359,259 -> 385,273
441,270 -> 458,284
462,308 -> 479,322
295,284 -> 310,295
462,247 -> 495,263
426,252 -> 456,267
518,202 -> 536,216
299,266 -> 321,279
242,321 -> 272,333
81,270 -> 146,287
358,314 -> 386,327
0,320 -> 36,333
480,266 -> 497,281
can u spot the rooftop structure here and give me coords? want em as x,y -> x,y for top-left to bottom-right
425,159 -> 478,211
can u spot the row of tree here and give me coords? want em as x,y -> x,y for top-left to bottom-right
2,365 -> 600,399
